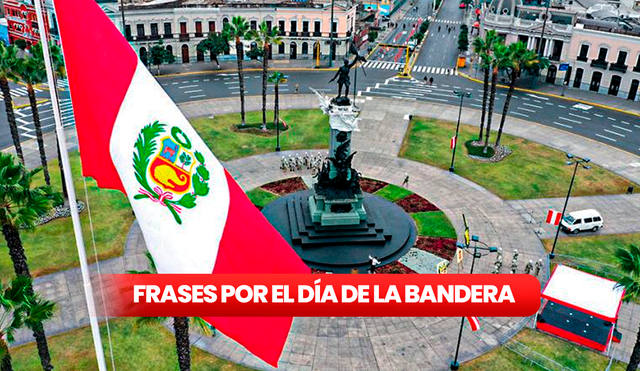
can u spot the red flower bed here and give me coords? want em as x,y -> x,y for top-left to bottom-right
311,269 -> 328,274
375,261 -> 417,274
261,177 -> 307,195
395,193 -> 440,213
360,178 -> 388,193
414,237 -> 457,260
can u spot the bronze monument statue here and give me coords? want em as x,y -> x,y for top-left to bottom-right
329,54 -> 366,104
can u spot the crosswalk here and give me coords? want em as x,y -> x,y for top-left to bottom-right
431,19 -> 462,24
362,60 -> 458,75
14,98 -> 75,140
0,79 -> 68,99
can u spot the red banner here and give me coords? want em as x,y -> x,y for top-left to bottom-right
100,274 -> 540,317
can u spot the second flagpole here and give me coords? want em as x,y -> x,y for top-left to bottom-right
33,1 -> 109,370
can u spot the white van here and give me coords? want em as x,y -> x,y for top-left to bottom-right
560,209 -> 603,234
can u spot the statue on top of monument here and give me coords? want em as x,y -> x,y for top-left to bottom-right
328,54 -> 366,104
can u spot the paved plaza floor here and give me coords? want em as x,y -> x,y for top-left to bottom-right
7,94 -> 640,370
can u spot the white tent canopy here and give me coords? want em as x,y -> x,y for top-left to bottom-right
542,265 -> 625,322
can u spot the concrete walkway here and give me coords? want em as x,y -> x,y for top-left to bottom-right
7,94 -> 640,370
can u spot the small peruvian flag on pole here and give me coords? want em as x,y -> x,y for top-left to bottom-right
466,317 -> 480,332
546,209 -> 563,225
450,135 -> 457,149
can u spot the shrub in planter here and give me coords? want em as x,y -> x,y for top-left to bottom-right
464,140 -> 495,158
261,177 -> 307,195
360,178 -> 389,193
414,237 -> 457,260
395,193 -> 440,213
375,261 -> 417,274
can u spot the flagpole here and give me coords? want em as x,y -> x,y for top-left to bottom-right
33,1 -> 108,370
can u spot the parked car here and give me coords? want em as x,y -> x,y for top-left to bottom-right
560,209 -> 603,234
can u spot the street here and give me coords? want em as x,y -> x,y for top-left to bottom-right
0,0 -> 638,157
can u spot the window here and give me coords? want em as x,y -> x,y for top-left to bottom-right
223,18 -> 229,27
594,216 -> 602,222
125,25 -> 132,38
136,24 -> 145,37
180,22 -> 187,35
597,47 -> 608,61
266,20 -> 272,30
290,20 -> 297,35
584,218 -> 593,223
164,22 -> 172,36
302,20 -> 309,35
208,21 -> 215,33
616,50 -> 627,65
578,44 -> 589,61
278,43 -> 285,54
195,21 -> 202,36
150,23 -> 158,36
574,219 -> 582,225
251,20 -> 257,30
314,20 -> 321,35
332,21 -> 337,34
279,20 -> 285,32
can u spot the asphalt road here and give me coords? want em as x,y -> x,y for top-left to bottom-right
0,0 -> 638,157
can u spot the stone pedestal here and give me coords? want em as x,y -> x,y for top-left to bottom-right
309,192 -> 366,226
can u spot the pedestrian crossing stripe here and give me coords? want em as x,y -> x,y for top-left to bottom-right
431,19 -> 462,24
363,61 -> 458,75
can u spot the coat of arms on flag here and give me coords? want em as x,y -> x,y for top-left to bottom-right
133,121 -> 211,224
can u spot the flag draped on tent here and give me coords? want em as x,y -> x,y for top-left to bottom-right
53,0 -> 310,366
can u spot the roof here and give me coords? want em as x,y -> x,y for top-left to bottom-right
542,265 -> 624,322
567,209 -> 600,218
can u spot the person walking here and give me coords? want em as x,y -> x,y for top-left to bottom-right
423,75 -> 428,84
438,25 -> 441,32
429,76 -> 434,85
295,83 -> 299,94
402,172 -> 410,187
368,256 -> 380,274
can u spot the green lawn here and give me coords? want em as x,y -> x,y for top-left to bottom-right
463,328 -> 626,371
246,188 -> 280,208
400,118 -> 636,200
374,184 -> 413,202
191,109 -> 329,161
543,234 -> 640,279
411,211 -> 457,238
0,152 -> 133,278
10,318 -> 253,371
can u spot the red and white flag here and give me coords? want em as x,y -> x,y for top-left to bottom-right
450,135 -> 457,149
546,209 -> 562,225
54,0 -> 309,366
466,316 -> 480,332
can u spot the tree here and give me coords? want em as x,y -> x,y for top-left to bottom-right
128,252 -> 215,371
368,30 -> 378,43
269,71 -> 286,129
494,42 -> 548,147
0,44 -> 24,164
0,276 -> 56,371
457,26 -> 469,52
483,42 -> 509,154
615,245 -> 640,371
472,30 -> 498,144
196,33 -> 229,70
0,152 -> 61,371
149,40 -> 175,76
223,16 -> 250,126
249,21 -> 282,130
15,42 -> 65,186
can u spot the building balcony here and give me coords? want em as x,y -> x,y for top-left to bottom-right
163,34 -> 173,39
549,55 -> 561,62
195,32 -> 203,37
313,31 -> 322,36
289,31 -> 298,36
590,59 -> 608,69
179,33 -> 190,41
576,55 -> 588,62
301,31 -> 310,37
609,63 -> 627,73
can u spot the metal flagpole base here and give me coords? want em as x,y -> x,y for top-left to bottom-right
450,361 -> 460,370
449,167 -> 455,172
549,253 -> 555,259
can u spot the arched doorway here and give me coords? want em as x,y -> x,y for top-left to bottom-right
166,45 -> 173,56
589,71 -> 602,92
278,43 -> 285,55
290,42 -> 297,59
628,79 -> 639,101
608,75 -> 621,96
181,44 -> 189,63
196,48 -> 205,62
313,42 -> 319,60
545,65 -> 557,84
573,68 -> 583,88
563,66 -> 572,86
139,47 -> 148,65
301,42 -> 308,56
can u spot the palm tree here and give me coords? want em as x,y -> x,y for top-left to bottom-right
249,21 -> 282,130
269,71 -> 286,128
0,276 -> 56,371
472,30 -> 498,143
0,152 -> 61,371
494,42 -> 549,147
128,252 -> 215,371
615,245 -> 640,371
0,44 -> 24,164
223,16 -> 250,126
483,41 -> 508,154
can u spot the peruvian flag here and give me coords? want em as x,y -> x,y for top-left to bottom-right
450,135 -> 457,149
53,0 -> 309,366
466,316 -> 480,332
546,209 -> 562,225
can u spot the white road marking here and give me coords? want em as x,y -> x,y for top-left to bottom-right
527,93 -> 549,100
511,111 -> 529,118
553,121 -> 573,129
568,113 -> 590,120
558,105 -> 567,108
523,102 -> 542,109
607,117 -> 616,121
596,133 -> 617,142
621,121 -> 630,125
184,90 -> 203,94
517,107 -> 536,113
612,125 -> 632,133
604,129 -> 625,137
559,117 -> 581,124
179,85 -> 199,89
594,113 -> 603,118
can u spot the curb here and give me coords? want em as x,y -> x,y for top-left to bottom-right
458,71 -> 640,118
13,99 -> 49,110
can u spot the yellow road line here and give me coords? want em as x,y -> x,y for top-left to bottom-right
157,66 -> 339,79
13,99 -> 49,109
458,71 -> 640,118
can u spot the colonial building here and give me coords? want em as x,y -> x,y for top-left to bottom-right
2,0 -> 58,45
102,0 -> 357,65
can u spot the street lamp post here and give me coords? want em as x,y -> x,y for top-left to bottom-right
450,236 -> 497,370
449,91 -> 472,173
329,0 -> 335,68
549,154 -> 591,259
